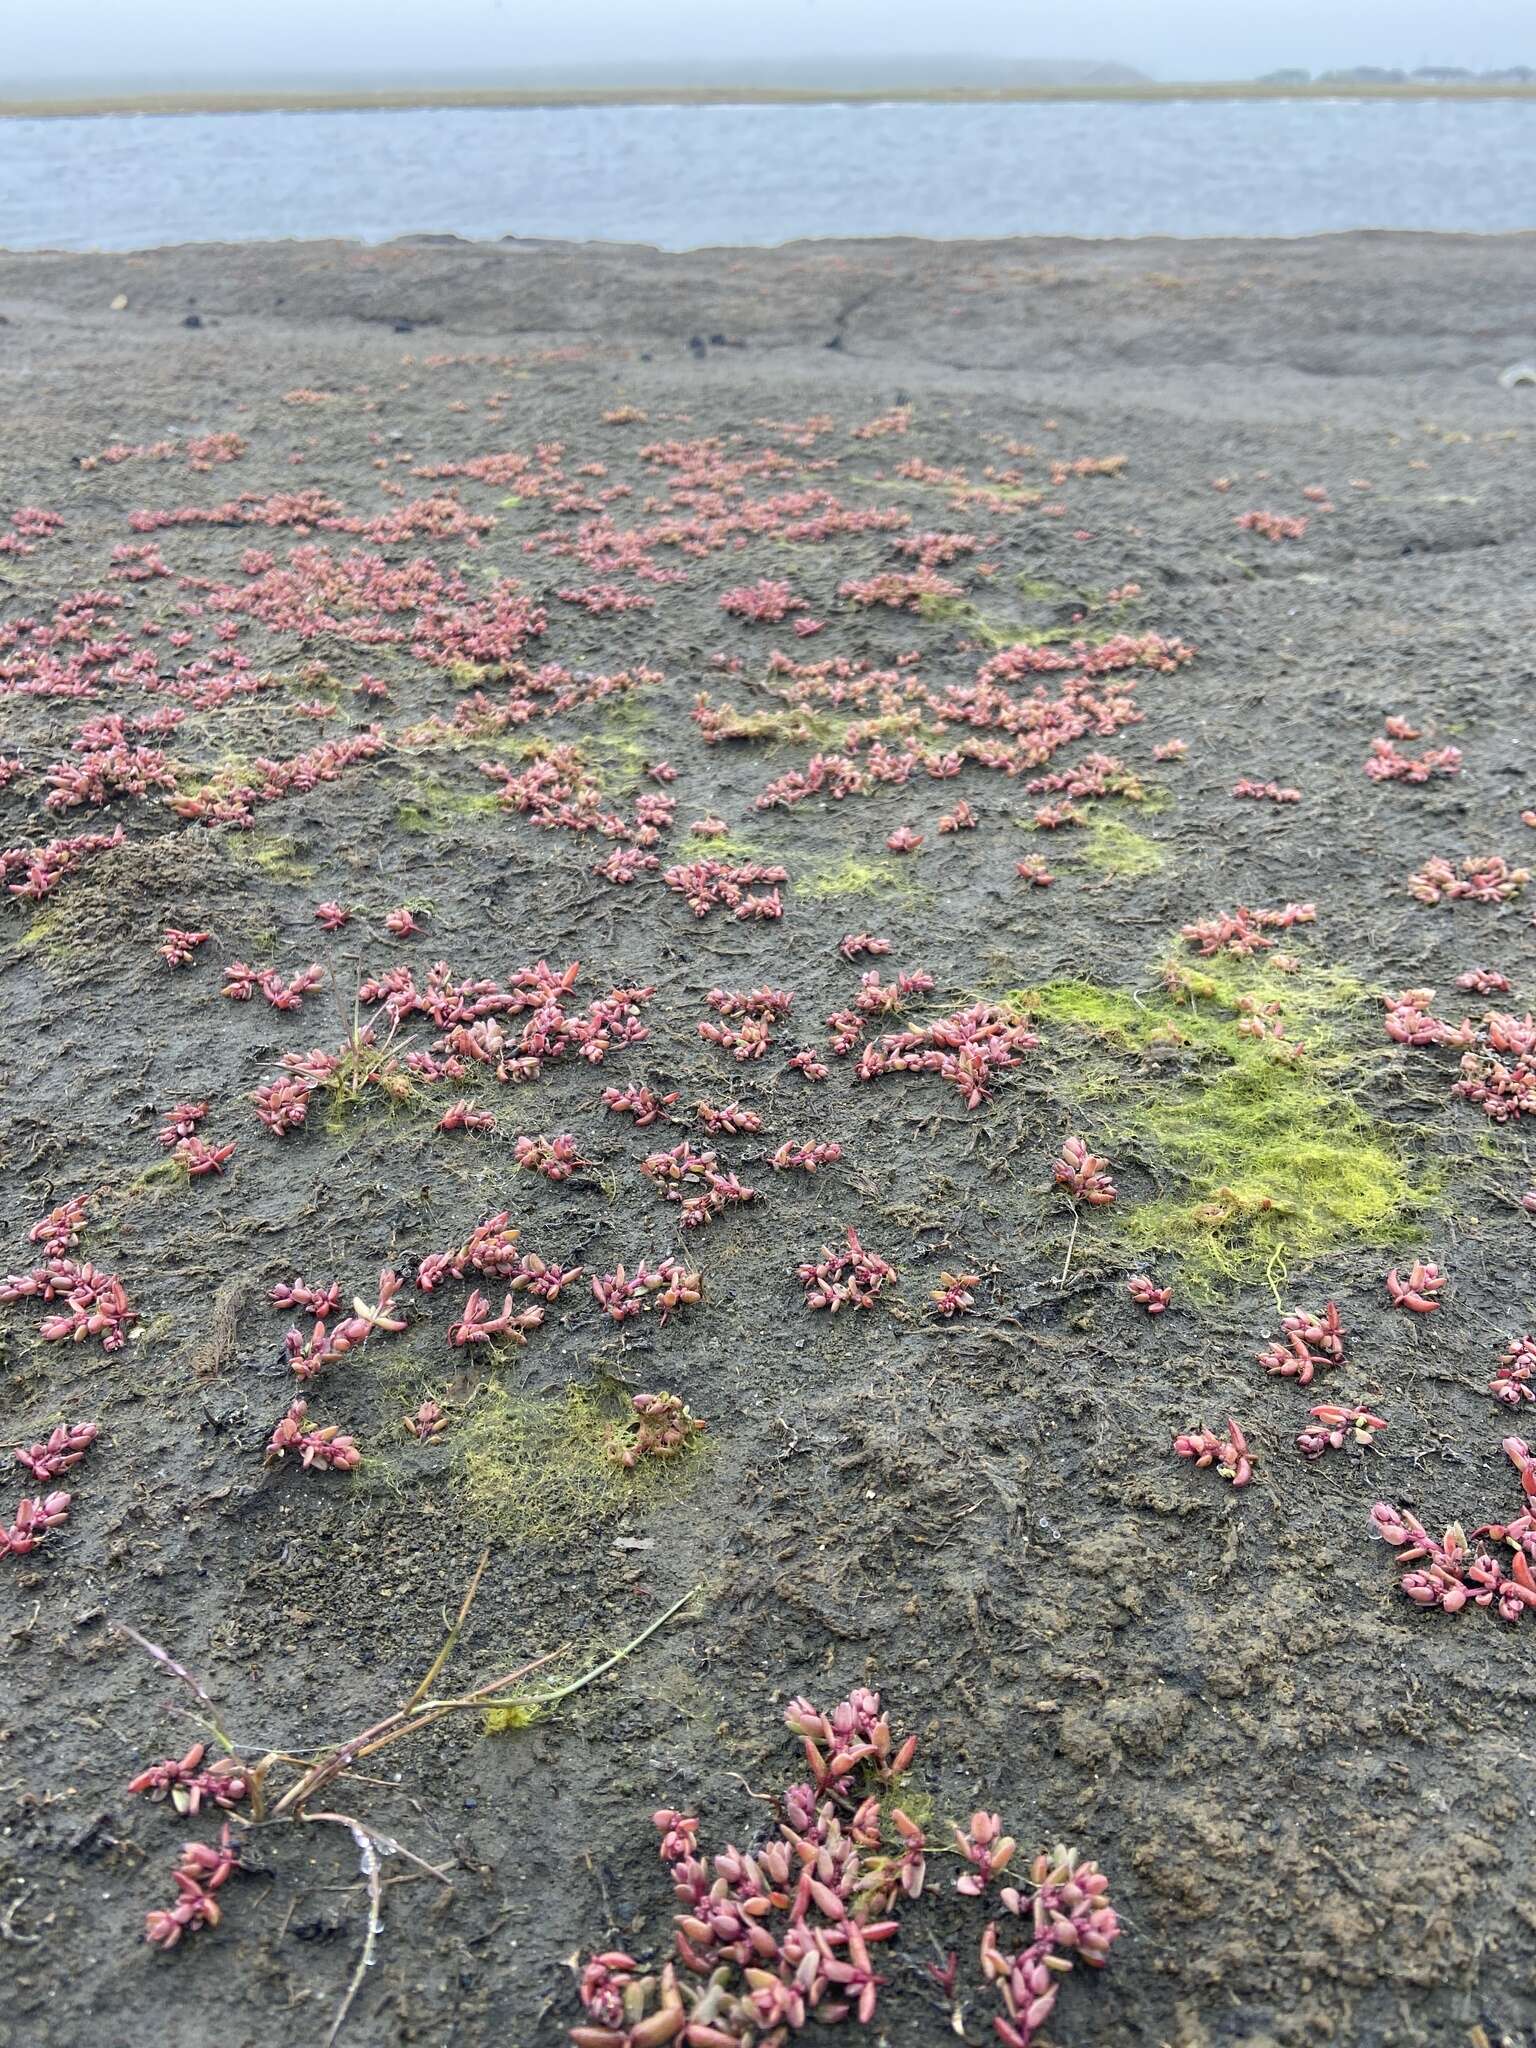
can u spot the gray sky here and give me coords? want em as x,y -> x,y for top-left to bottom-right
9,0 -> 1528,85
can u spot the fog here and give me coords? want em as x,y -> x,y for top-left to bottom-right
8,0 -> 1530,90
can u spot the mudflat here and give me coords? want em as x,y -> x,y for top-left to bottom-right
1,232 -> 1535,2048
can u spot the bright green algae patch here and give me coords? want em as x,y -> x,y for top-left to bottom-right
1016,957 -> 1431,1291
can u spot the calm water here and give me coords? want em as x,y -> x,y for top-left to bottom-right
2,98 -> 1535,251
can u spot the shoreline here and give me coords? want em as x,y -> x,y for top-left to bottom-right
7,78 -> 1536,119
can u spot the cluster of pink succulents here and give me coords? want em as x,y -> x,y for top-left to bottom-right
1126,1274 -> 1171,1314
837,932 -> 889,961
590,1259 -> 702,1325
438,1099 -> 497,1133
1052,1135 -> 1116,1206
1385,1260 -> 1446,1313
1296,1404 -> 1386,1459
570,1689 -> 1118,2048
0,1489 -> 74,1557
1,1250 -> 135,1351
1363,733 -> 1461,783
223,959 -> 325,1010
1490,1335 -> 1536,1408
609,1391 -> 706,1468
128,1743 -> 250,1818
694,1099 -> 761,1135
854,1003 -> 1038,1108
1234,509 -> 1307,542
603,1083 -> 678,1127
1231,777 -> 1301,803
928,1270 -> 979,1317
770,1139 -> 843,1173
662,858 -> 786,920
640,1142 -> 757,1228
1454,965 -> 1510,994
719,578 -> 805,622
158,926 -> 210,968
798,1228 -> 898,1312
1371,1438 -> 1536,1621
404,1398 -> 448,1441
513,1132 -> 588,1181
1408,855 -> 1529,907
143,1828 -> 243,1949
1257,1303 -> 1345,1384
282,1268 -> 407,1380
1014,854 -> 1055,887
1180,902 -> 1315,957
2,824 -> 126,902
264,1399 -> 362,1471
838,567 -> 963,610
1173,1418 -> 1254,1487
450,1289 -> 545,1347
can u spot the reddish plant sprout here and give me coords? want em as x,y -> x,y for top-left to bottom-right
313,899 -> 351,930
1235,509 -> 1307,542
694,1100 -> 762,1135
690,814 -> 729,838
1014,854 -> 1055,887
640,1142 -> 757,1228
954,1811 -> 1017,1897
143,1827 -> 242,1950
981,1845 -> 1122,2048
929,1270 -> 978,1317
1455,966 -> 1511,994
839,567 -> 963,610
1232,777 -> 1301,804
1180,902 -> 1315,957
13,1419 -> 97,1482
1173,1418 -> 1254,1487
1297,1404 -> 1387,1459
1370,1443 -> 1536,1623
938,799 -> 978,832
28,1194 -> 91,1257
2,824 -> 126,903
384,905 -> 422,937
771,1139 -> 844,1173
798,1227 -> 899,1313
450,1288 -> 545,1348
719,577 -> 805,623
415,1211 -> 523,1290
1257,1302 -> 1345,1385
1409,854 -> 1529,907
595,846 -> 659,886
662,857 -> 788,919
159,927 -> 210,969
264,1399 -> 361,1472
0,1490 -> 73,1556
156,1101 -> 208,1148
838,932 -> 891,961
1031,801 -> 1082,830
438,1099 -> 497,1134
602,1083 -> 678,1127
404,1399 -> 448,1441
787,1048 -> 831,1080
253,1075 -> 313,1134
1126,1273 -> 1171,1314
610,1391 -> 706,1469
1,1258 -> 136,1352
284,1269 -> 407,1379
127,1743 -> 250,1817
885,825 -> 924,854
1363,733 -> 1462,784
1052,1135 -> 1116,1206
1153,737 -> 1189,761
858,1002 -> 1038,1107
1450,1011 -> 1536,1120
174,1135 -> 235,1178
222,961 -> 257,1002
590,1259 -> 702,1325
507,1253 -> 585,1302
1491,1335 -> 1536,1408
1386,1260 -> 1446,1313
270,1275 -> 342,1316
514,1132 -> 587,1181
1380,987 -> 1474,1049
258,963 -> 325,1012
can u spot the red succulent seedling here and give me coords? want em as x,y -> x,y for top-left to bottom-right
1127,1273 -> 1171,1314
1386,1260 -> 1446,1312
1173,1418 -> 1253,1487
13,1420 -> 97,1482
1052,1135 -> 1116,1206
929,1270 -> 978,1317
1491,1335 -> 1536,1408
1297,1404 -> 1386,1458
264,1399 -> 361,1472
128,1743 -> 250,1816
143,1827 -> 242,1950
0,1489 -> 72,1556
610,1392 -> 706,1469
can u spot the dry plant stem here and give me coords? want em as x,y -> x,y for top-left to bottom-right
450,1581 -> 702,1714
1059,1206 -> 1080,1284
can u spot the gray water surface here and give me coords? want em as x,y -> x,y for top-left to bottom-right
3,98 -> 1534,252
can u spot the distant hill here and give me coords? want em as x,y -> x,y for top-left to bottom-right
6,54 -> 1151,100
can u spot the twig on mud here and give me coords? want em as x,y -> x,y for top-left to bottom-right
1059,1206 -> 1080,1283
313,1811 -> 383,2048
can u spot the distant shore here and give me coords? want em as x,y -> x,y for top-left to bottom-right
6,78 -> 1536,120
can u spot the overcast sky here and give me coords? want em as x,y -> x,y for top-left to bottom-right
9,0 -> 1528,84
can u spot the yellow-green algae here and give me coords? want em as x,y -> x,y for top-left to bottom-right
460,1383 -> 700,1544
1015,955 -> 1432,1293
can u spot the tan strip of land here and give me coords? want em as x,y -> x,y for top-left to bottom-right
5,80 -> 1536,119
